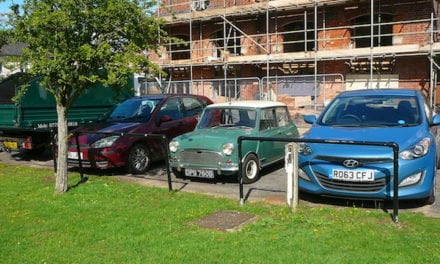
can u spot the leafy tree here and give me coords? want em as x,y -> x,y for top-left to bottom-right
9,0 -> 167,193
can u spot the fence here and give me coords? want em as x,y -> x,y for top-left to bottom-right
140,75 -> 344,109
237,136 -> 401,223
68,131 -> 173,191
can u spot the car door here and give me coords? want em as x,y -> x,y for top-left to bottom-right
257,106 -> 297,165
274,105 -> 298,142
155,97 -> 199,139
257,107 -> 283,166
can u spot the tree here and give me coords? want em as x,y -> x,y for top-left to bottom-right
9,0 -> 167,193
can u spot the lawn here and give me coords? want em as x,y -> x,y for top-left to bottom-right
1,164 -> 439,263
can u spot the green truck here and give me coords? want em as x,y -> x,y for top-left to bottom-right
0,73 -> 133,154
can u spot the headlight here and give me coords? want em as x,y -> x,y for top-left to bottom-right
299,143 -> 313,156
298,168 -> 311,181
169,141 -> 180,153
91,135 -> 119,148
399,138 -> 431,160
222,142 -> 234,156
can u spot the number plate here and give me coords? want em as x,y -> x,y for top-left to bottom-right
3,141 -> 18,149
185,169 -> 214,179
68,151 -> 83,160
331,169 -> 374,182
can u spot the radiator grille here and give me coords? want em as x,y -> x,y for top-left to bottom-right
179,150 -> 223,165
315,172 -> 387,192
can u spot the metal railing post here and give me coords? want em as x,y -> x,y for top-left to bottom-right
238,136 -> 400,223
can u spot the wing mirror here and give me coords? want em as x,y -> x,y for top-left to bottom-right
156,115 -> 173,126
303,115 -> 317,124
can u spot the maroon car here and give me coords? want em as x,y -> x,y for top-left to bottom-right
67,94 -> 213,174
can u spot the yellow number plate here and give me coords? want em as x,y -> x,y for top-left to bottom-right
3,141 -> 18,149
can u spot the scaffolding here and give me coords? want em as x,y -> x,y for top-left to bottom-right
152,0 -> 440,107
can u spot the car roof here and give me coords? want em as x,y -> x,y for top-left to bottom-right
126,94 -> 208,101
127,94 -> 167,101
207,100 -> 286,109
336,88 -> 421,98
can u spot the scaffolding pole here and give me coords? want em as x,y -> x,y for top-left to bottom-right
314,1 -> 318,110
369,0 -> 374,88
431,12 -> 434,108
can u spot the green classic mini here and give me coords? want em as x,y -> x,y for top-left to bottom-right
169,100 -> 299,183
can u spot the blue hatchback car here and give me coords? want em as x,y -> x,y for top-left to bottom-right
299,89 -> 440,204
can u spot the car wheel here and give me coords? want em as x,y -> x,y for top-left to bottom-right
127,144 -> 151,174
241,154 -> 260,184
172,168 -> 185,179
425,177 -> 436,205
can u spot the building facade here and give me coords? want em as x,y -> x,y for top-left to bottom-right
149,0 -> 440,112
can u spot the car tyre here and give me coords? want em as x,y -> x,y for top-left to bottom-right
241,154 -> 260,184
172,168 -> 185,179
127,144 -> 151,174
425,177 -> 436,205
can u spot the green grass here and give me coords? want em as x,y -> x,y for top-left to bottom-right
1,164 -> 440,263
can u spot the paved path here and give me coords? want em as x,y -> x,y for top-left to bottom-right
1,150 -> 439,219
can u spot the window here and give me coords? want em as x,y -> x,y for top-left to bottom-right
260,108 -> 278,130
352,14 -> 393,48
168,35 -> 190,60
215,26 -> 242,56
182,97 -> 204,117
159,98 -> 183,120
283,22 -> 314,52
275,107 -> 292,127
192,0 -> 210,11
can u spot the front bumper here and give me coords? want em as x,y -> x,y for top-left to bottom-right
170,149 -> 239,175
298,157 -> 436,201
67,147 -> 126,169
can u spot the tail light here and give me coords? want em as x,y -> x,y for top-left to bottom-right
22,137 -> 33,149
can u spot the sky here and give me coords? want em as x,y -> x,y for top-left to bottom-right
0,0 -> 22,23
0,0 -> 22,14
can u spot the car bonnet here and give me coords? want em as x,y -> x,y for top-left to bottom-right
303,124 -> 429,150
175,128 -> 253,150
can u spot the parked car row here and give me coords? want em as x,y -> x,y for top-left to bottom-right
67,89 -> 440,204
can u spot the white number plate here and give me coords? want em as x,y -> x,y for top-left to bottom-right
331,169 -> 374,182
185,169 -> 214,179
68,151 -> 83,160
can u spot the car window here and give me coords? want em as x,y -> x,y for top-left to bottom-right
159,98 -> 184,120
320,95 -> 420,126
109,98 -> 159,120
260,108 -> 278,131
198,108 -> 256,129
275,106 -> 292,127
182,97 -> 204,117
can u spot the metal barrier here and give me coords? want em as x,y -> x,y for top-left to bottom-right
237,136 -> 400,223
70,131 -> 173,191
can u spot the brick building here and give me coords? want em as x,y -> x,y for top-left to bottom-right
148,0 -> 440,111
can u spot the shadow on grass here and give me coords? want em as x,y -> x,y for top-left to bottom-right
64,158 -> 437,219
68,176 -> 89,190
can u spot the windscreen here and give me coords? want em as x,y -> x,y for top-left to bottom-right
198,108 -> 257,129
109,99 -> 160,121
320,95 -> 421,126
